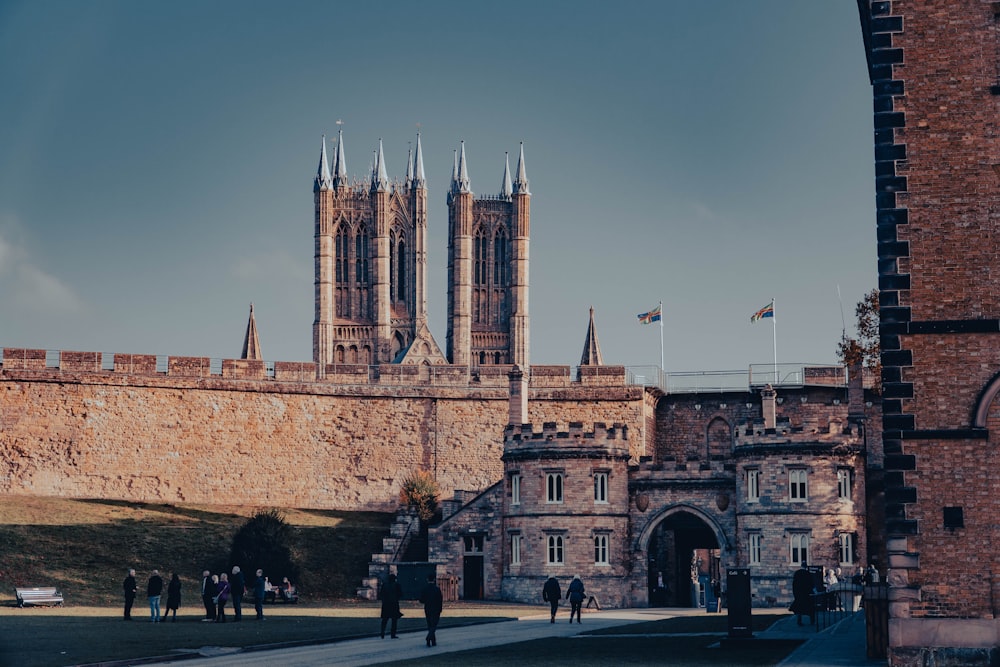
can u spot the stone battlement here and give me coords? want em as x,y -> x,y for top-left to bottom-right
504,421 -> 629,442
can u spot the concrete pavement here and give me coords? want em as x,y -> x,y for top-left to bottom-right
134,607 -> 883,667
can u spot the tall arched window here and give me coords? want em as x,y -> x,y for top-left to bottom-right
474,228 -> 488,285
336,227 -> 350,283
493,227 -> 508,286
396,238 -> 406,301
355,230 -> 369,284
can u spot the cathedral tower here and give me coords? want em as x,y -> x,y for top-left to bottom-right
313,131 -> 435,371
446,142 -> 531,367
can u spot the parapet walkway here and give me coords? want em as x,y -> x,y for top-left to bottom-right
136,607 -> 883,667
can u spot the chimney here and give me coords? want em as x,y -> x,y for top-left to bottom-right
761,384 -> 777,429
508,365 -> 528,426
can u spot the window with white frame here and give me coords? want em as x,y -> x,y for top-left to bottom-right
546,472 -> 564,504
789,533 -> 810,566
748,533 -> 762,566
594,471 -> 609,504
511,473 -> 521,506
746,468 -> 761,503
510,533 -> 521,565
839,532 -> 855,565
789,469 -> 808,502
837,469 -> 853,500
594,534 -> 609,565
547,534 -> 564,564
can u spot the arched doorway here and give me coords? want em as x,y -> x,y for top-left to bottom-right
646,510 -> 721,608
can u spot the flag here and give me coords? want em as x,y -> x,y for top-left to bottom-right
637,305 -> 662,325
750,301 -> 774,323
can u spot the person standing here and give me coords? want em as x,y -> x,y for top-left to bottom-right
790,565 -> 815,626
147,569 -> 164,623
542,576 -> 561,623
215,573 -> 231,623
379,573 -> 403,639
164,573 -> 181,622
566,575 -> 585,624
201,570 -> 215,622
123,568 -> 137,620
230,566 -> 245,621
253,569 -> 266,621
418,573 -> 443,647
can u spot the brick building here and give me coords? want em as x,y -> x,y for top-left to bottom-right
859,1 -> 1000,663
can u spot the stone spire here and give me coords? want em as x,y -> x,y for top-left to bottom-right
500,151 -> 513,199
580,307 -> 604,366
513,142 -> 530,195
413,132 -> 425,187
405,144 -> 413,187
450,149 -> 459,194
332,128 -> 348,188
241,303 -> 263,360
457,141 -> 471,193
314,135 -> 332,192
371,138 -> 389,192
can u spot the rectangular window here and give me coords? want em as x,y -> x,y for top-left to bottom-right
546,473 -> 563,504
594,472 -> 609,504
837,469 -> 853,500
510,473 -> 521,506
789,533 -> 809,566
594,534 -> 609,565
789,469 -> 808,502
547,535 -> 564,564
746,468 -> 760,503
510,534 -> 521,565
839,533 -> 855,566
748,533 -> 762,566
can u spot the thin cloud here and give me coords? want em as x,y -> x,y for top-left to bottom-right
0,228 -> 83,314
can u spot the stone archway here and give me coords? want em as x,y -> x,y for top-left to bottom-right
639,505 -> 727,608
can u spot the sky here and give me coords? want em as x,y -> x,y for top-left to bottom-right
0,1 -> 875,374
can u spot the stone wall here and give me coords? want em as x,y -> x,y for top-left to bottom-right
0,353 -> 645,510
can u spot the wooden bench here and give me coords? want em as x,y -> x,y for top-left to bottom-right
15,587 -> 64,607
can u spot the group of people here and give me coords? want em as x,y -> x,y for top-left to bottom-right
378,573 -> 443,646
790,564 -> 882,625
124,566 -> 292,623
542,575 -> 592,623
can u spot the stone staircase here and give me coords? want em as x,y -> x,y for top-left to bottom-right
356,509 -> 422,600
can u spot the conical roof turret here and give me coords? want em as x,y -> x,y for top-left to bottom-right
241,303 -> 263,361
579,306 -> 604,366
457,141 -> 471,194
513,142 -> 530,195
332,129 -> 348,187
314,135 -> 332,192
500,151 -> 513,199
371,138 -> 389,192
413,132 -> 426,187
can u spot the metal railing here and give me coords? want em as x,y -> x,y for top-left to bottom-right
626,363 -> 847,394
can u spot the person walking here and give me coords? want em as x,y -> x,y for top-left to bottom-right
379,573 -> 403,639
253,569 -> 266,620
566,575 -> 585,624
201,570 -> 215,622
230,566 -> 245,621
164,573 -> 181,622
418,573 -> 443,647
215,573 -> 231,622
542,576 -> 561,623
123,568 -> 137,620
147,569 -> 164,622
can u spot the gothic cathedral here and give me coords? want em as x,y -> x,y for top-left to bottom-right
312,132 -> 530,372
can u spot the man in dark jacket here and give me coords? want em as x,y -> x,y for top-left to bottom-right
379,573 -> 403,639
253,569 -> 266,620
123,568 -> 137,620
418,573 -> 443,647
230,566 -> 246,621
201,570 -> 215,621
542,576 -> 561,623
147,570 -> 163,623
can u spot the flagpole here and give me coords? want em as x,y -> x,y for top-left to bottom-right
659,300 -> 664,376
771,297 -> 778,384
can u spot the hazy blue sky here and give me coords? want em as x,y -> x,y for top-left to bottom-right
0,1 -> 874,372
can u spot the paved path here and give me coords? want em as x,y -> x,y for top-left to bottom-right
138,608 -> 884,667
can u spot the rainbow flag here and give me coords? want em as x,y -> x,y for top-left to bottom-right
750,301 -> 774,323
637,305 -> 662,325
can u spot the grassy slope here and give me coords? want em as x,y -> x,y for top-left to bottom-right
0,495 -> 394,605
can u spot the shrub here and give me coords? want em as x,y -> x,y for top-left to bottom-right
398,471 -> 440,521
229,509 -> 299,584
